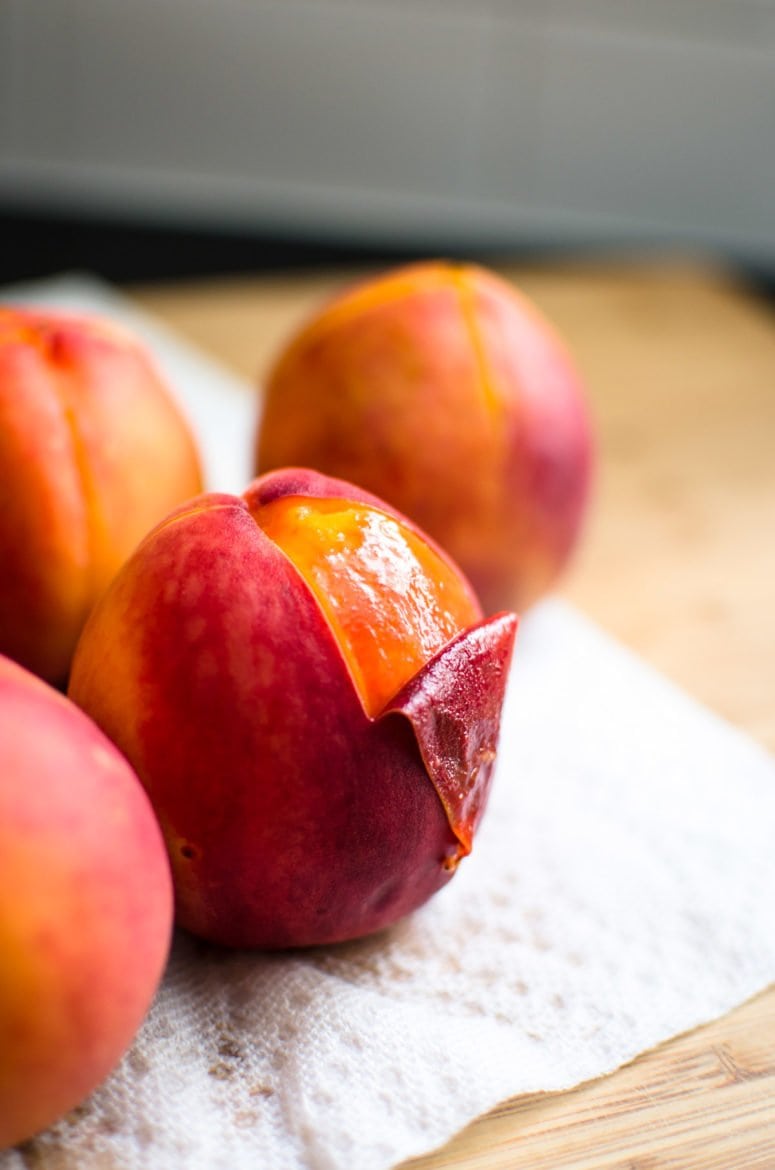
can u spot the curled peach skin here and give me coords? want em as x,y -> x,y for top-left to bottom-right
68,469 -> 517,949
0,306 -> 203,683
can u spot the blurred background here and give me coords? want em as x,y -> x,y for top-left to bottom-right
1,0 -> 774,292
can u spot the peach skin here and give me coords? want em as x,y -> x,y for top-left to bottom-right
256,261 -> 594,614
0,654 -> 173,1150
0,306 -> 203,684
68,468 -> 517,949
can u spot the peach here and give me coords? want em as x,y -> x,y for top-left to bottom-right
256,261 -> 594,614
0,654 -> 173,1150
0,306 -> 203,684
68,468 -> 517,949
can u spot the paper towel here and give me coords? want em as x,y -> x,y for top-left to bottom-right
2,276 -> 774,1170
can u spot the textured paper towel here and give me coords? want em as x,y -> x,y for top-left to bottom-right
2,276 -> 774,1170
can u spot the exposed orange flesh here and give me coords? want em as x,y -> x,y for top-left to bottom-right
256,496 -> 480,717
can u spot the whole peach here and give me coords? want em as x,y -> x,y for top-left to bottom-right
68,468 -> 517,949
0,306 -> 203,684
0,654 -> 173,1150
256,261 -> 594,614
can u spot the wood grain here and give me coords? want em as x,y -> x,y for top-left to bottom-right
402,990 -> 775,1170
132,259 -> 775,1169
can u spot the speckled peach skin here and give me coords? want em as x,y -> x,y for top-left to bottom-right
256,262 -> 593,614
68,469 -> 517,949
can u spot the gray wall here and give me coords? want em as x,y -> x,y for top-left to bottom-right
2,1 -> 774,261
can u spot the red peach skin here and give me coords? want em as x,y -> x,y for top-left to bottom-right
69,469 -> 517,949
0,655 -> 173,1149
257,262 -> 593,613
0,306 -> 202,683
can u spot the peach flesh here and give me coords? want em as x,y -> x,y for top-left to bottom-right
68,469 -> 516,949
254,494 -> 481,716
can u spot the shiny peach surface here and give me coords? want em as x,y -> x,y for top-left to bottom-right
255,493 -> 480,716
69,468 -> 516,949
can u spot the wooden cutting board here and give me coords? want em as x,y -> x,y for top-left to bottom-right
133,259 -> 775,1170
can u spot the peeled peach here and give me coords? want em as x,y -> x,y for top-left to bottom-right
256,261 -> 594,614
0,654 -> 173,1150
0,306 -> 203,684
68,468 -> 517,949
